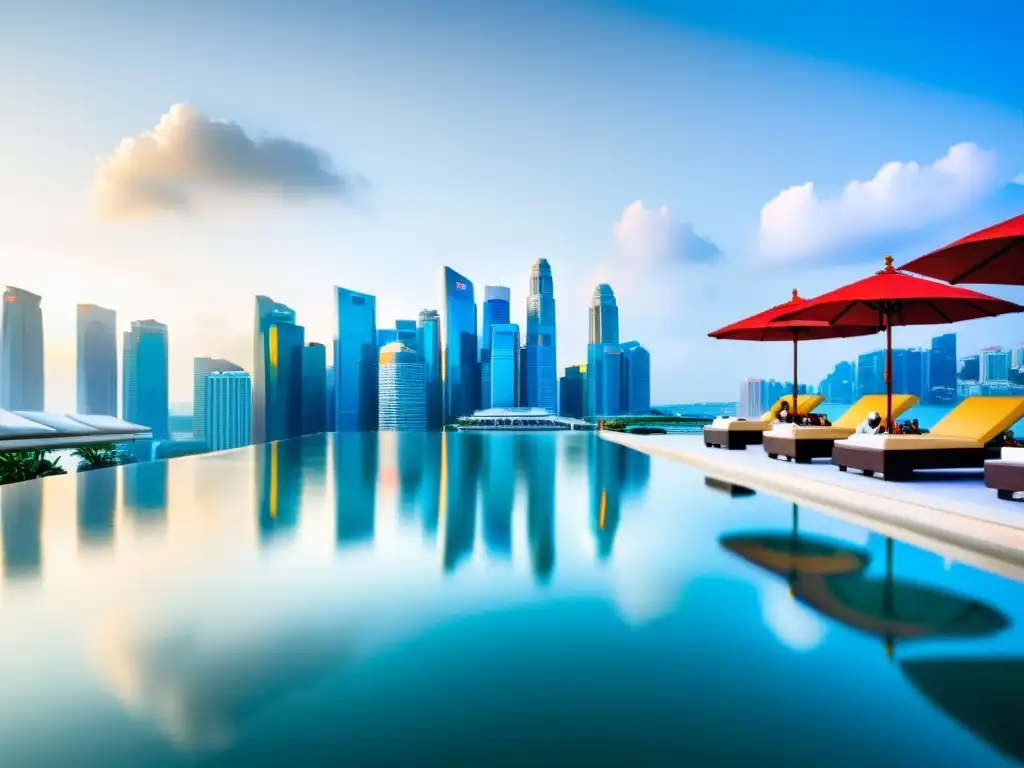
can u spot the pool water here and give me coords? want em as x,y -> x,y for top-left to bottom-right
1,432 -> 1022,766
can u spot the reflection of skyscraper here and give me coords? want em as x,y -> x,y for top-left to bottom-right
1,480 -> 43,581
418,309 -> 443,431
253,295 -> 304,443
77,304 -> 118,416
193,357 -> 243,442
299,432 -> 329,494
480,286 -> 511,410
334,432 -> 378,546
525,260 -> 557,412
123,460 -> 168,520
442,267 -> 479,422
77,468 -> 116,546
481,433 -> 515,557
334,287 -> 378,432
123,320 -> 170,439
257,439 -> 303,541
419,432 -> 442,538
396,432 -> 426,521
442,433 -> 479,572
206,371 -> 252,451
301,342 -> 328,435
587,436 -> 651,560
519,434 -> 555,582
0,286 -> 45,411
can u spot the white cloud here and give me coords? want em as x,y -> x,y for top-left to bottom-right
757,142 -> 1003,264
613,200 -> 722,264
94,104 -> 362,219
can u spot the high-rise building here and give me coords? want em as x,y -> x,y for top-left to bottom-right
929,333 -> 957,402
589,284 -> 619,346
193,357 -> 243,442
525,259 -> 557,412
1013,344 -> 1024,371
981,346 -> 1009,383
334,287 -> 378,431
377,328 -> 397,348
378,342 -> 427,430
441,267 -> 478,422
856,350 -> 886,397
480,286 -> 511,410
619,341 -> 651,414
395,319 -> 418,349
253,295 -> 304,443
518,344 -> 529,407
739,378 -> 764,419
489,323 -> 520,408
585,284 -> 622,418
0,286 -> 44,411
76,304 -> 117,416
122,319 -> 170,439
559,364 -> 586,419
205,371 -> 252,450
325,365 -> 336,430
301,342 -> 328,435
417,309 -> 442,430
958,354 -> 980,382
819,361 -> 856,403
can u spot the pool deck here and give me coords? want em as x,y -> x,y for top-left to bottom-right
601,431 -> 1024,574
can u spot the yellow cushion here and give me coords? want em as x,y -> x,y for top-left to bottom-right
769,425 -> 855,441
931,396 -> 1024,444
832,394 -> 919,430
760,394 -> 824,423
839,433 -> 980,451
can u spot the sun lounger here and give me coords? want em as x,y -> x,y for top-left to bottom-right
703,394 -> 824,450
764,394 -> 918,463
832,396 -> 1024,481
984,446 -> 1024,501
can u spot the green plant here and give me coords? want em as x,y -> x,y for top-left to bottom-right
0,450 -> 68,486
71,443 -> 122,471
603,419 -> 628,432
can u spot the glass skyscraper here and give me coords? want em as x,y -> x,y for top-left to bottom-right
205,371 -> 252,451
525,259 -> 557,412
76,303 -> 117,416
489,323 -> 520,408
378,342 -> 427,430
122,319 -> 170,439
619,341 -> 651,414
558,364 -> 586,418
929,333 -> 957,402
253,295 -> 304,444
193,357 -> 242,442
856,350 -> 886,397
418,309 -> 442,430
480,286 -> 511,410
442,267 -> 478,422
0,286 -> 44,411
334,287 -> 378,431
325,365 -> 336,429
301,342 -> 328,435
586,284 -> 622,418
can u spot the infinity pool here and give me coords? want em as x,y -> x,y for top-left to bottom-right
1,432 -> 1022,766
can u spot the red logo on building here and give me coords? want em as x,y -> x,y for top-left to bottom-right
455,282 -> 467,291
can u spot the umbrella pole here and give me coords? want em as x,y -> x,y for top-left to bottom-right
885,317 -> 893,433
792,337 -> 799,417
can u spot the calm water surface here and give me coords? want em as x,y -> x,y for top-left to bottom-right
1,432 -> 1023,766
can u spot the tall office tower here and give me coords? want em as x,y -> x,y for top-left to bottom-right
856,350 -> 886,397
193,357 -> 243,441
929,333 -> 957,402
1014,344 -> 1024,371
378,342 -> 427,430
377,328 -> 398,348
417,309 -> 442,430
205,371 -> 252,450
559,364 -> 586,418
525,260 -> 557,412
585,284 -> 622,418
301,342 -> 328,435
820,361 -> 856,403
0,286 -> 44,411
441,267 -> 478,422
619,341 -> 651,414
253,295 -> 304,443
76,304 -> 117,416
325,365 -> 336,430
122,319 -> 170,439
898,348 -> 928,400
334,287 -> 378,431
489,323 -> 520,408
589,284 -> 619,346
958,354 -> 980,383
739,379 -> 764,419
480,286 -> 511,409
395,319 -> 418,348
981,346 -> 1009,384
518,344 -> 529,406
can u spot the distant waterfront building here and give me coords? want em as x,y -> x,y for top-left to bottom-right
0,286 -> 44,411
301,342 -> 328,434
958,354 -> 980,382
480,286 -> 511,410
586,284 -> 622,418
929,333 -> 957,403
525,259 -> 557,412
489,323 -> 520,409
518,344 -> 529,407
1014,343 -> 1024,371
857,350 -> 886,397
122,319 -> 170,440
334,287 -> 378,431
559,364 -> 586,419
205,371 -> 252,450
819,361 -> 856,404
193,357 -> 243,441
76,303 -> 117,416
253,295 -> 305,443
378,342 -> 427,430
739,379 -> 764,419
442,267 -> 479,422
418,309 -> 442,430
459,407 -> 594,431
981,346 -> 1009,384
619,341 -> 651,414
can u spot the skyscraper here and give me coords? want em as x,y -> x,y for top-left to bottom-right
489,323 -> 520,408
480,286 -> 511,410
301,342 -> 328,435
589,284 -> 619,346
193,357 -> 243,442
378,342 -> 427,430
334,287 -> 378,431
253,295 -> 304,443
559,364 -> 586,418
981,346 -> 1009,384
418,309 -> 442,430
205,371 -> 252,451
856,350 -> 886,397
586,284 -> 622,418
739,379 -> 764,419
929,333 -> 957,402
525,259 -> 557,412
122,319 -> 169,439
76,304 -> 117,416
395,319 -> 418,349
0,287 -> 44,411
325,365 -> 336,430
619,341 -> 651,414
441,267 -> 478,422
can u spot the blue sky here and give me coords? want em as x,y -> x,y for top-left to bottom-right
1,0 -> 1022,407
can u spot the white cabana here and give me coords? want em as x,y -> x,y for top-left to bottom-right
0,410 -> 152,451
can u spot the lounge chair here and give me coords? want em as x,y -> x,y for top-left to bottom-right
764,394 -> 918,463
984,447 -> 1024,501
831,396 -> 1024,481
703,394 -> 824,450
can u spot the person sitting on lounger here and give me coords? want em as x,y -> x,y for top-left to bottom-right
856,411 -> 884,434
775,401 -> 792,423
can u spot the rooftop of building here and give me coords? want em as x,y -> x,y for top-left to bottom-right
472,407 -> 555,417
0,410 -> 153,452
379,342 -> 418,365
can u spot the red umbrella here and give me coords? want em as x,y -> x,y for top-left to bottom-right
709,289 -> 880,417
776,257 -> 1024,431
899,213 -> 1024,285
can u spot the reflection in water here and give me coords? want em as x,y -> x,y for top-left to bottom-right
418,433 -> 442,539
299,433 -> 329,494
561,435 -> 587,477
123,461 -> 169,521
335,433 -> 378,547
77,468 -> 117,547
442,434 -> 479,573
396,433 -> 426,522
521,435 -> 555,583
589,438 -> 650,560
257,441 -> 303,541
1,480 -> 43,581
481,434 -> 515,558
